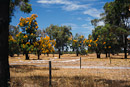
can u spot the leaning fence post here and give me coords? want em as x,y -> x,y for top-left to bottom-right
80,57 -> 81,69
49,61 -> 52,87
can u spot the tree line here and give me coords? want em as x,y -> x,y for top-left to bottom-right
88,0 -> 130,58
9,15 -> 88,59
9,0 -> 130,59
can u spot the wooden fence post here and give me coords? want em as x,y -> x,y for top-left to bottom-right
49,61 -> 52,87
80,57 -> 81,69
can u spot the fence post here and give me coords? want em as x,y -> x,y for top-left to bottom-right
49,61 -> 52,87
80,57 -> 81,69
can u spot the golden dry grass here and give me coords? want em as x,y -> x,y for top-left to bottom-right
9,53 -> 130,87
9,53 -> 130,67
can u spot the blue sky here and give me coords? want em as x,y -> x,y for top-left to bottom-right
10,0 -> 113,38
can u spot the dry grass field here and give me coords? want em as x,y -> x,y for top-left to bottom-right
9,53 -> 130,87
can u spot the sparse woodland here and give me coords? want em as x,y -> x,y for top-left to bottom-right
0,0 -> 130,87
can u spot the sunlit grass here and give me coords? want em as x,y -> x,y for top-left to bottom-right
10,65 -> 130,87
9,53 -> 130,87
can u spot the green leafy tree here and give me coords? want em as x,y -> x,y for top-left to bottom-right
87,33 -> 103,58
87,24 -> 120,58
36,29 -> 46,38
103,0 -> 130,58
10,0 -> 32,16
46,25 -> 72,58
9,25 -> 20,56
9,25 -> 19,38
71,33 -> 86,56
8,35 -> 17,57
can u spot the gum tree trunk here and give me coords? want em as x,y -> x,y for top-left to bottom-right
108,54 -> 110,57
96,53 -> 100,58
124,35 -> 127,59
76,52 -> 79,56
47,53 -> 49,57
59,49 -> 60,59
0,0 -> 10,86
53,52 -> 54,57
73,48 -> 74,52
38,54 -> 40,60
76,49 -> 79,56
108,49 -> 110,57
25,52 -> 29,60
106,52 -> 107,58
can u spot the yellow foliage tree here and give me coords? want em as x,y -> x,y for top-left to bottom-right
42,36 -> 55,56
18,14 -> 38,60
33,36 -> 55,59
9,35 -> 17,57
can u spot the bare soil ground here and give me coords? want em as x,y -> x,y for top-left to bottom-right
9,53 -> 130,87
9,53 -> 130,67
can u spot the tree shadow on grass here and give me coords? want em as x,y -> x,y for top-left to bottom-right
10,65 -> 60,73
10,76 -> 49,87
110,57 -> 130,59
31,59 -> 42,60
10,75 -> 130,87
99,57 -> 130,59
94,77 -> 130,87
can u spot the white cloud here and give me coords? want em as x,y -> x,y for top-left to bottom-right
46,10 -> 52,12
81,24 -> 88,28
62,4 -> 88,11
37,0 -> 71,4
37,0 -> 104,18
76,17 -> 92,22
61,23 -> 94,31
81,24 -> 94,30
98,21 -> 105,26
83,8 -> 103,18
85,17 -> 92,21
37,0 -> 89,11
81,0 -> 97,1
61,23 -> 78,30
77,17 -> 82,20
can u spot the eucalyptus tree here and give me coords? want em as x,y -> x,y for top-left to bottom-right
9,25 -> 20,56
72,33 -> 80,56
88,24 -> 120,58
91,0 -> 130,58
103,0 -> 130,59
91,26 -> 104,58
71,33 -> 86,56
46,25 -> 72,58
36,29 -> 46,38
100,24 -> 120,57
10,0 -> 32,17
9,25 -> 19,38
